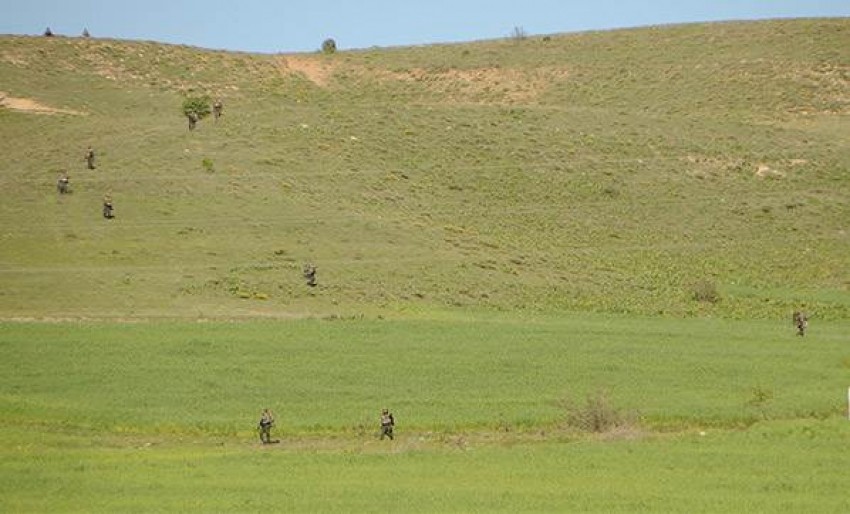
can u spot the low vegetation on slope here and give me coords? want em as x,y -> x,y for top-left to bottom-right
0,19 -> 847,320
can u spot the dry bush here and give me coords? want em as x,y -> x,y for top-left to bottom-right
692,280 -> 721,303
561,389 -> 636,433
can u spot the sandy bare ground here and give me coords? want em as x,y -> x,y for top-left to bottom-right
276,55 -> 334,86
272,55 -> 570,104
0,91 -> 85,115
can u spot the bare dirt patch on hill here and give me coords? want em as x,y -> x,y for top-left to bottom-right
0,91 -> 85,115
272,55 -> 569,103
276,55 -> 335,86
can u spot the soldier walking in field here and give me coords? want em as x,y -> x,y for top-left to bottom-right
212,99 -> 223,121
303,263 -> 317,287
102,194 -> 114,219
379,408 -> 395,440
57,172 -> 70,194
793,310 -> 808,337
258,408 -> 277,444
84,146 -> 96,170
186,112 -> 198,131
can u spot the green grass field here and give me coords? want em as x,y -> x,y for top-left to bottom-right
3,420 -> 849,512
1,17 -> 849,512
1,315 -> 849,511
2,315 -> 849,434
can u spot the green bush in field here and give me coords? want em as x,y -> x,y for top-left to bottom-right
181,95 -> 211,120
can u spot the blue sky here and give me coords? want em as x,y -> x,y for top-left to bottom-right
1,0 -> 848,53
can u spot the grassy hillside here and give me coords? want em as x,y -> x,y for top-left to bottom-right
1,19 -> 848,320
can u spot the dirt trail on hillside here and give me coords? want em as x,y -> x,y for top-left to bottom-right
276,56 -> 334,86
0,91 -> 84,115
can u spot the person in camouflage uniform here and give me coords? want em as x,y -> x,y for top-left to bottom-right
102,194 -> 114,219
258,408 -> 276,444
793,310 -> 808,337
212,99 -> 223,121
379,408 -> 395,440
84,146 -> 96,170
57,172 -> 70,194
303,263 -> 317,287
